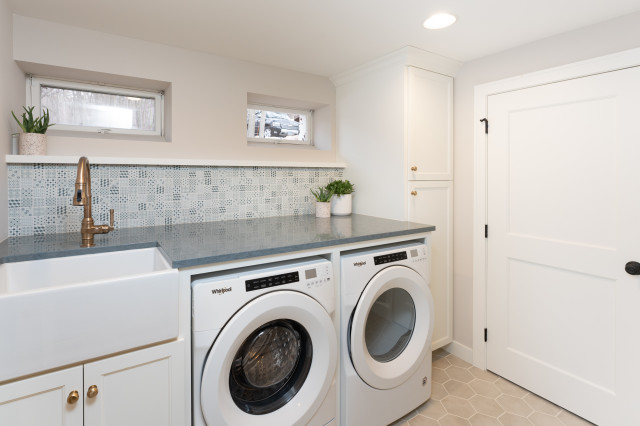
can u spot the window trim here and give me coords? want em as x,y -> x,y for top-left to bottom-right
27,76 -> 164,137
247,103 -> 313,146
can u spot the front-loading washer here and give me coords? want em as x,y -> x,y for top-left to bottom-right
340,241 -> 434,426
192,257 -> 337,426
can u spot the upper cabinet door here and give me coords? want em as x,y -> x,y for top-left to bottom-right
407,67 -> 453,181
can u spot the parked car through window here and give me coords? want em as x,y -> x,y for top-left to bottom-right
247,105 -> 311,145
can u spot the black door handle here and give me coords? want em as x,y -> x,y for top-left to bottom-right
625,261 -> 640,275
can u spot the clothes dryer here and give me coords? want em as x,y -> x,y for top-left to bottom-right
192,257 -> 337,426
340,242 -> 434,426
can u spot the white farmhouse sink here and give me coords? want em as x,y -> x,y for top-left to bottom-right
0,248 -> 179,382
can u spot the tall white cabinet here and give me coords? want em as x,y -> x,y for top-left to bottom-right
334,47 -> 459,349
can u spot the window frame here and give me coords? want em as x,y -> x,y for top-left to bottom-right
247,103 -> 313,146
27,76 -> 164,137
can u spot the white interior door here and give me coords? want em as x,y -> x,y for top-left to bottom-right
486,66 -> 640,425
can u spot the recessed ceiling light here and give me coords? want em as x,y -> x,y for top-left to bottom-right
423,13 -> 457,30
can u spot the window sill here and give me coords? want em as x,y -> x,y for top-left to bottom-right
5,155 -> 346,169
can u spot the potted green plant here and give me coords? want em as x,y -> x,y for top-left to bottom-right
12,106 -> 54,155
326,179 -> 355,216
310,187 -> 334,218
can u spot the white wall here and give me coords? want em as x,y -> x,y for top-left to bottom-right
337,62 -> 406,221
453,11 -> 640,349
1,6 -> 28,240
11,15 -> 337,164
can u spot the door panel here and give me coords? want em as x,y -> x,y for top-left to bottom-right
408,181 -> 452,349
487,66 -> 640,425
83,341 -> 184,426
0,367 -> 83,426
407,67 -> 453,180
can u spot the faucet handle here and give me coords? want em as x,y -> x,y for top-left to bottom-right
109,209 -> 114,229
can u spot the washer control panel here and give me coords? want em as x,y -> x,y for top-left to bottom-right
244,263 -> 331,292
304,263 -> 332,289
373,251 -> 408,265
246,271 -> 300,291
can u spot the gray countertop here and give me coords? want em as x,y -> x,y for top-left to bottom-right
0,214 -> 435,269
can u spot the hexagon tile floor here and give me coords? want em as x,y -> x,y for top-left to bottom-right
389,349 -> 595,426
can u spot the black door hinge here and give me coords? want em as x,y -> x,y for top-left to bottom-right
485,225 -> 488,238
484,328 -> 488,342
480,118 -> 488,134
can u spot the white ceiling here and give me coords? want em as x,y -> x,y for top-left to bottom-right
8,0 -> 640,77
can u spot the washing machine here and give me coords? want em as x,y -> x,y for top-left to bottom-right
192,257 -> 337,426
340,241 -> 434,426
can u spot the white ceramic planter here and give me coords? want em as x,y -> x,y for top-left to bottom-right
331,194 -> 352,216
315,202 -> 331,218
18,133 -> 47,155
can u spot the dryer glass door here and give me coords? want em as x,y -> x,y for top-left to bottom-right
365,287 -> 416,363
350,265 -> 434,390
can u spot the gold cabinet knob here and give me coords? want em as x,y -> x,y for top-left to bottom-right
87,385 -> 99,399
411,166 -> 418,171
411,191 -> 418,196
67,390 -> 79,404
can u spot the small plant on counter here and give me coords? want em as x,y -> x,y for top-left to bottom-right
325,179 -> 354,196
325,179 -> 354,216
311,187 -> 333,218
310,187 -> 334,203
12,106 -> 54,134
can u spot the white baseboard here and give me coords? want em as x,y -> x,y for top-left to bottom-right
443,341 -> 473,364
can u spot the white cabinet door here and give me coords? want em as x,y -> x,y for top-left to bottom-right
408,181 -> 453,349
83,341 -> 184,426
0,366 -> 83,426
407,67 -> 453,181
486,66 -> 640,425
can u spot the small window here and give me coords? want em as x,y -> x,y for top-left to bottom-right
28,77 -> 164,136
247,104 -> 312,145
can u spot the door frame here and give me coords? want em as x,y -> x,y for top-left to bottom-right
472,46 -> 640,369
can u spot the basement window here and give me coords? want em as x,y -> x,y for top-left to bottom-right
247,104 -> 312,145
27,76 -> 164,136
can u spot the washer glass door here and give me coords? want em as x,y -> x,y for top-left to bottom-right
229,319 -> 312,414
200,291 -> 337,426
350,265 -> 434,390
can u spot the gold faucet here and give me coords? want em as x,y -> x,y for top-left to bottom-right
72,156 -> 114,247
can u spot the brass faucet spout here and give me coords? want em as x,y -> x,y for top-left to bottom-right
72,156 -> 115,247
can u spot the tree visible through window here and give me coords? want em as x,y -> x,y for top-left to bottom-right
29,77 -> 164,136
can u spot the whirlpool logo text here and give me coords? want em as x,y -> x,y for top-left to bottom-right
211,287 -> 232,295
353,261 -> 367,267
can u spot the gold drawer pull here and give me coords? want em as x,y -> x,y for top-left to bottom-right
67,390 -> 79,404
87,385 -> 99,399
410,166 -> 418,171
411,191 -> 418,196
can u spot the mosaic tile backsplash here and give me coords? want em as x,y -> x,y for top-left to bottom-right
8,163 -> 343,237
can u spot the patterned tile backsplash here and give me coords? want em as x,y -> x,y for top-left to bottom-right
8,163 -> 343,237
